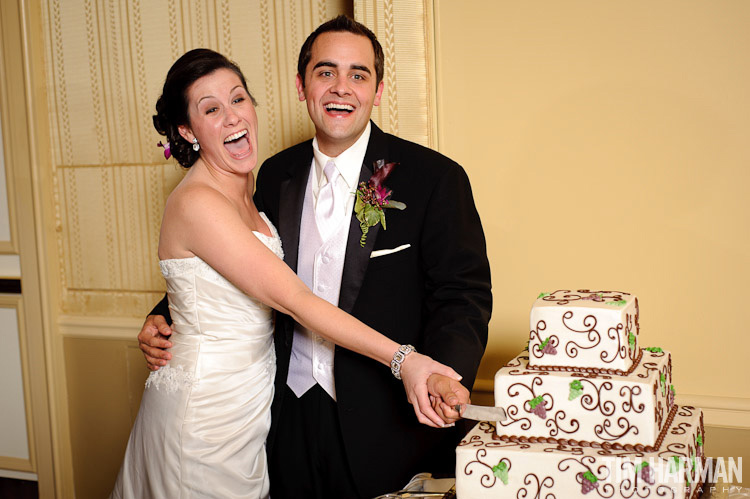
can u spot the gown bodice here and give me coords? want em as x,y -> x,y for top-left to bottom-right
111,212 -> 283,499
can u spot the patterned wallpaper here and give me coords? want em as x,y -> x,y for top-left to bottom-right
39,0 -> 433,318
41,0 -> 348,316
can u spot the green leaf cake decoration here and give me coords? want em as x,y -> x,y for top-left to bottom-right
660,373 -> 667,396
492,460 -> 509,485
537,292 -> 549,299
628,332 -> 636,349
644,347 -> 663,353
528,395 -> 547,418
569,380 -> 584,400
581,471 -> 599,494
696,434 -> 703,447
605,299 -> 627,306
537,336 -> 557,355
670,456 -> 682,473
538,337 -> 550,351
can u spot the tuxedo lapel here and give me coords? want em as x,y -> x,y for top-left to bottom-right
277,144 -> 313,274
338,123 -> 389,314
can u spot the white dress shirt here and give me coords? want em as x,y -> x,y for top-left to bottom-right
286,123 -> 372,400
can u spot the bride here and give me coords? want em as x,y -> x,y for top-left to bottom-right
110,49 -> 460,498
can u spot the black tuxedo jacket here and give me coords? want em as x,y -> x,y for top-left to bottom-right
254,123 -> 492,496
151,123 -> 491,496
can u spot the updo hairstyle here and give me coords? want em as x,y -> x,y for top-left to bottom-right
153,48 -> 256,168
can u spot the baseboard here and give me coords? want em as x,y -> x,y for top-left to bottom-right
472,378 -> 750,429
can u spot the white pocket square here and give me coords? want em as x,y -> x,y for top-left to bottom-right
370,244 -> 411,259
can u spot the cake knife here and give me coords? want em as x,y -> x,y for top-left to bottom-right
454,403 -> 508,422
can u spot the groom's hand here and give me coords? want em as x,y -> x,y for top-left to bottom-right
138,315 -> 173,371
427,374 -> 469,425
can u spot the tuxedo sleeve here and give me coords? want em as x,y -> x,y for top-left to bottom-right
418,162 -> 492,390
149,294 -> 172,324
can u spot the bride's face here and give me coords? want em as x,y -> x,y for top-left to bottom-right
179,68 -> 259,175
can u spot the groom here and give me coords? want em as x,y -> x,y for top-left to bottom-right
139,15 -> 491,498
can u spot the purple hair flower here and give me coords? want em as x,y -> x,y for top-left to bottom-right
157,140 -> 171,159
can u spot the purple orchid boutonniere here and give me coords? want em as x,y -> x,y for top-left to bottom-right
354,159 -> 406,247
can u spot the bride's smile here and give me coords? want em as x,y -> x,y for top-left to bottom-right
179,68 -> 259,176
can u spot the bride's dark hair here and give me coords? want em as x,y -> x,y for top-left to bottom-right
153,48 -> 256,168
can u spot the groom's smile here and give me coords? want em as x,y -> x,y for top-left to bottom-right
296,31 -> 384,157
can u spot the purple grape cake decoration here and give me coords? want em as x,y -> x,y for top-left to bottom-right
455,291 -> 706,499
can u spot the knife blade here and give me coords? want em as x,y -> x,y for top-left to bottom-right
455,403 -> 508,422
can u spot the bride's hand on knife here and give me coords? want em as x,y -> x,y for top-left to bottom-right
399,353 -> 464,428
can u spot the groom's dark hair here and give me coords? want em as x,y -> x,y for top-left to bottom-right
153,48 -> 256,168
297,15 -> 384,87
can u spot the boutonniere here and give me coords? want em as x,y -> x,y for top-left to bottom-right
354,159 -> 406,247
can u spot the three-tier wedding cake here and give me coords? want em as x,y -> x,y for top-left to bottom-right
455,290 -> 706,498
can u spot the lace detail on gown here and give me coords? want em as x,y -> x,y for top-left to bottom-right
112,213 -> 281,498
152,211 -> 283,393
253,212 -> 284,259
145,364 -> 195,393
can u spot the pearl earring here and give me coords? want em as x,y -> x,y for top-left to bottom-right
192,138 -> 200,152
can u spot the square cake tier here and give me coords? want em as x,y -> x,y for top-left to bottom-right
456,405 -> 705,499
529,289 -> 640,374
494,349 -> 674,447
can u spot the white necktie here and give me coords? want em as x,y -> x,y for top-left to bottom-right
316,160 -> 342,238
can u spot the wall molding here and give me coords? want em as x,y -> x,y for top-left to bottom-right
58,315 -> 144,341
355,0 -> 437,148
0,1 -> 58,495
0,297 -> 33,473
0,456 -> 32,474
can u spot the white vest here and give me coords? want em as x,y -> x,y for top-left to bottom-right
286,170 -> 351,400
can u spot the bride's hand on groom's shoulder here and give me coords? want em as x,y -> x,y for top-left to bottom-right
399,354 -> 464,428
138,315 -> 173,371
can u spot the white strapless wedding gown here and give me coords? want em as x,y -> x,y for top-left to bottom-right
111,214 -> 282,499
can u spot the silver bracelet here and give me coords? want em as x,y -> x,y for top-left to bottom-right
391,344 -> 416,380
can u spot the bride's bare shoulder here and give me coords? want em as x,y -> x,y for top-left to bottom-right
159,177 -> 238,259
164,177 -> 231,219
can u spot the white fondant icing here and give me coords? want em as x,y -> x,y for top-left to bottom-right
495,350 -> 673,447
456,291 -> 704,499
529,290 -> 640,372
456,406 -> 705,499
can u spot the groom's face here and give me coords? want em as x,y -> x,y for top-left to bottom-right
296,31 -> 384,157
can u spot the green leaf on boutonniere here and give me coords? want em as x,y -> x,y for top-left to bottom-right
384,200 -> 406,210
355,160 -> 406,247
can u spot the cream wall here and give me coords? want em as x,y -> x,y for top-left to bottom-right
434,1 -> 750,427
